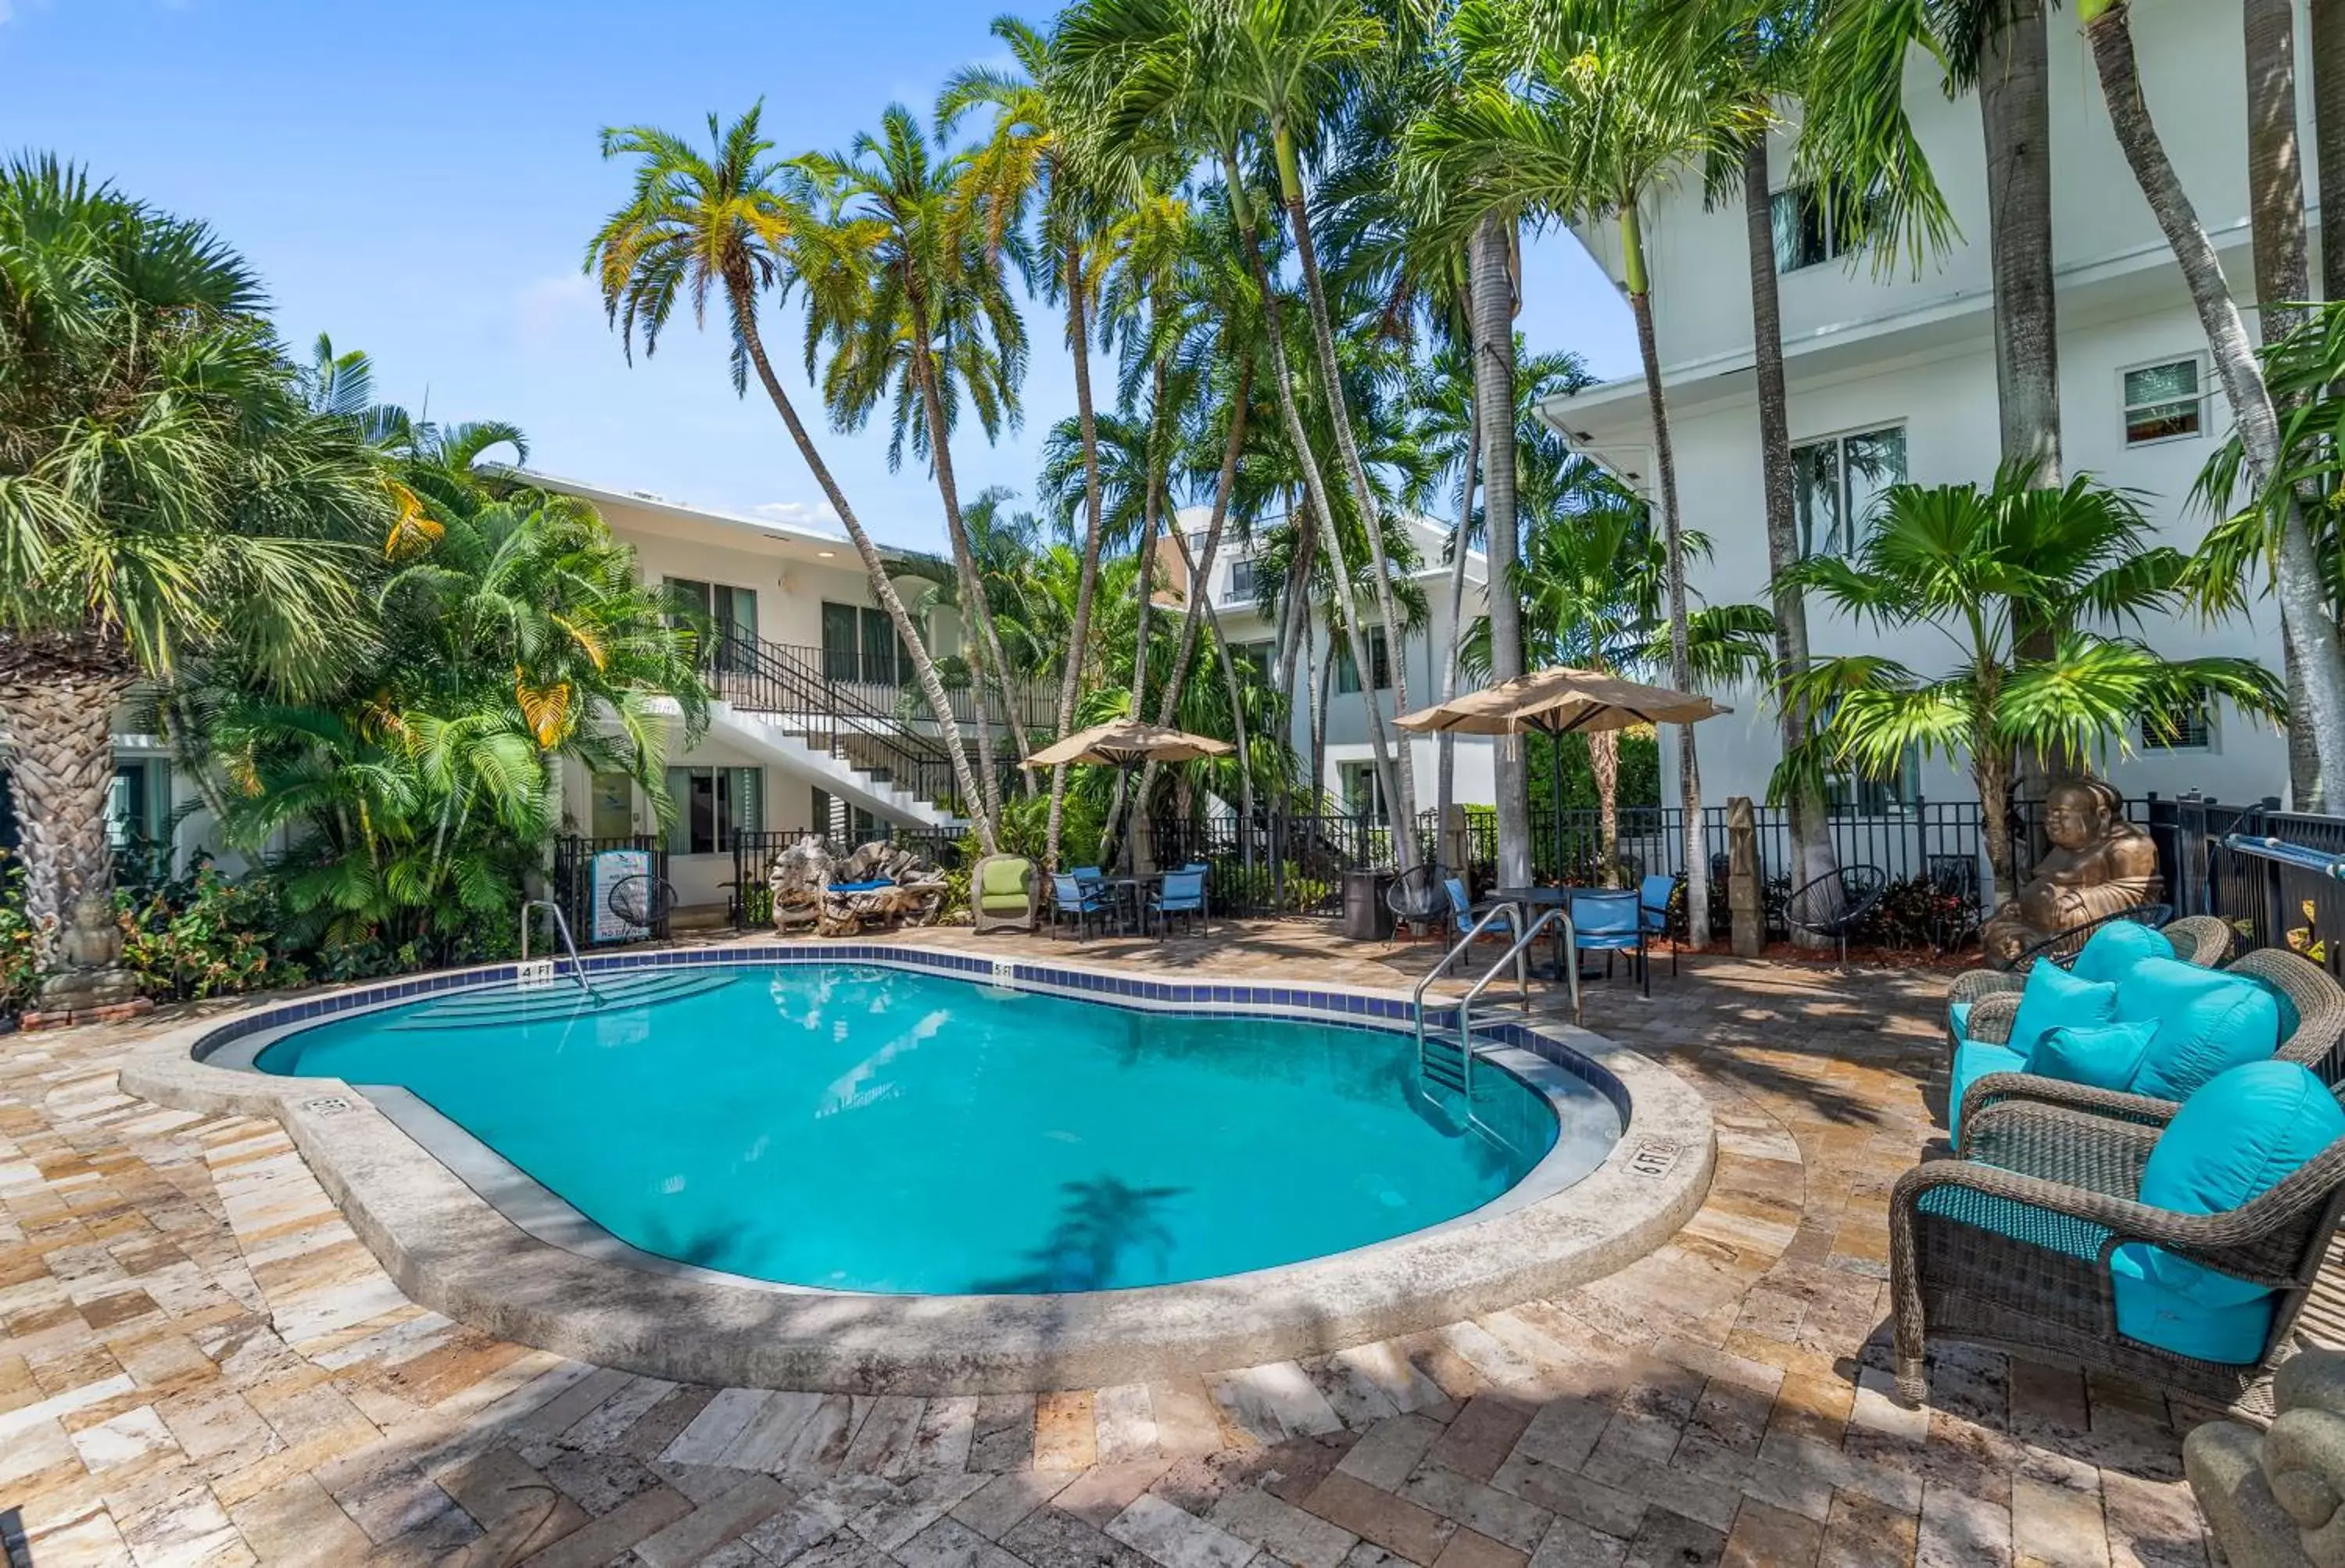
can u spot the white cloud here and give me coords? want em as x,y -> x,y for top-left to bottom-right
512,273 -> 600,347
754,499 -> 842,528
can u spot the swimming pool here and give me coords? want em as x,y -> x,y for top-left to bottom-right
247,962 -> 1620,1294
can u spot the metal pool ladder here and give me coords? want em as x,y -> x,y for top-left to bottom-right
520,899 -> 604,1006
1412,903 -> 1581,1099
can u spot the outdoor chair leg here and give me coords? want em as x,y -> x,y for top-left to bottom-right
1640,934 -> 1651,999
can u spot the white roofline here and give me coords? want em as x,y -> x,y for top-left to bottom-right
507,467 -> 936,567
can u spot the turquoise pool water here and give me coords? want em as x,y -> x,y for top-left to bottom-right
252,964 -> 1620,1294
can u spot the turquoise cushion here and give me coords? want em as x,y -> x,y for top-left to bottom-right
2071,921 -> 2175,986
1948,1001 -> 1972,1040
2025,1021 -> 2160,1093
2110,1244 -> 2276,1364
1949,1040 -> 2027,1144
2008,963 -> 2119,1055
2136,1059 -> 2345,1308
2119,960 -> 2284,1101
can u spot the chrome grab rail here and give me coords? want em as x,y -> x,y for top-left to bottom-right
1413,904 -> 1522,1070
520,899 -> 603,1005
1454,908 -> 1581,1096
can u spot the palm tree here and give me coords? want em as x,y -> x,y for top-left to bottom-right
2078,0 -> 2345,809
585,106 -> 998,850
1408,1 -> 1757,944
0,156 -> 381,958
1782,470 -> 2286,901
1467,457 -> 1774,882
940,18 -> 1130,865
1057,0 -> 1423,869
804,105 -> 1039,825
2317,0 -> 2345,303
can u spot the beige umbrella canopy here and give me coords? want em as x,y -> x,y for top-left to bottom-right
1394,667 -> 1729,738
1024,719 -> 1233,873
1396,668 -> 1731,879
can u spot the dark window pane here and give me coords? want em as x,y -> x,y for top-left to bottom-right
821,602 -> 860,681
1792,439 -> 1842,557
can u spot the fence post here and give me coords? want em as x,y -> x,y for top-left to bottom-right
1727,797 -> 1763,958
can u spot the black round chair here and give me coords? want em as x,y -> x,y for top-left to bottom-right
1995,901 -> 2175,973
608,874 -> 677,933
1785,864 -> 1889,965
1386,862 -> 1449,943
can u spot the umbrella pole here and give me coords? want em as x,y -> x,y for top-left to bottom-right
1548,722 -> 1564,884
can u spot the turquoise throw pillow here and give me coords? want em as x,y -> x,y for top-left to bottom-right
2070,921 -> 2175,986
2007,962 -> 2119,1055
2118,959 -> 2284,1101
2136,1060 -> 2345,1305
2024,1020 -> 2160,1092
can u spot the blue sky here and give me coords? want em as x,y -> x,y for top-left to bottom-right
1,0 -> 1639,555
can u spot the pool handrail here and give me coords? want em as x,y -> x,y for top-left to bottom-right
519,899 -> 604,1006
1413,902 -> 1521,1076
1453,908 -> 1579,1096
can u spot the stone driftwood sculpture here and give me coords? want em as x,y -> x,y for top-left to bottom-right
2188,1350 -> 2345,1568
768,836 -> 951,938
1979,777 -> 2162,963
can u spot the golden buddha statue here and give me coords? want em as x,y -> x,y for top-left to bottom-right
1981,778 -> 2162,964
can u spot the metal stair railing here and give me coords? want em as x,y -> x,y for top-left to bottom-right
519,899 -> 604,1005
1440,908 -> 1581,1099
711,631 -> 961,809
1413,904 -> 1522,1079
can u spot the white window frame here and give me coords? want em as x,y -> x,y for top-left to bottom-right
2119,353 -> 2212,449
1791,421 -> 1909,560
1225,557 -> 1258,604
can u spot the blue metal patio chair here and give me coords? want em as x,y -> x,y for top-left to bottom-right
1571,888 -> 1651,998
1151,868 -> 1208,938
1050,872 -> 1108,943
1637,873 -> 1681,982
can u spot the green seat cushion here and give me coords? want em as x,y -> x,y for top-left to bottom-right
979,859 -> 1031,899
979,896 -> 1029,913
2109,1244 -> 2276,1364
2009,964 -> 2120,1056
1949,1040 -> 2028,1144
2118,959 -> 2284,1101
2135,1059 -> 2345,1309
2023,1021 -> 2161,1094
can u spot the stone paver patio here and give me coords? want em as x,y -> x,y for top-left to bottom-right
0,922 -> 2225,1566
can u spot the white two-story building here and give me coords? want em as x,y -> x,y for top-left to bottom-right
1544,2 -> 2301,813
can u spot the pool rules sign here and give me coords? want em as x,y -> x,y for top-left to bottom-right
590,849 -> 652,943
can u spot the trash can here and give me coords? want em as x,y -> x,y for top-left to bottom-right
1341,868 -> 1398,942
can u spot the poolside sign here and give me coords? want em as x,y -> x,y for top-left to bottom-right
591,848 -> 652,943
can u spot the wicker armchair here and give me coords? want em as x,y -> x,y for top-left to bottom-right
1891,1097 -> 2345,1410
1956,949 -> 2345,1150
1943,914 -> 2236,1047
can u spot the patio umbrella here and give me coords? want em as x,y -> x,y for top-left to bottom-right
1394,668 -> 1731,879
1023,718 -> 1234,874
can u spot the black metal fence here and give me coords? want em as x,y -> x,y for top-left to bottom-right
2158,794 -> 2345,983
1149,813 -> 1389,918
550,835 -> 670,944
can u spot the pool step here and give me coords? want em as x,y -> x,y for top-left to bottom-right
384,970 -> 735,1030
1420,1033 -> 1471,1094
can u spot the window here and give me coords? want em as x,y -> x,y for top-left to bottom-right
664,765 -> 764,855
588,772 -> 635,839
1770,182 -> 1880,274
666,578 -> 757,671
1226,558 -> 1258,603
1793,424 -> 1907,558
2123,357 -> 2208,446
1231,640 -> 1274,686
1334,628 -> 1392,694
2141,699 -> 2215,753
1824,745 -> 1921,816
1340,761 -> 1389,824
107,759 -> 170,850
810,787 -> 878,842
821,601 -> 908,686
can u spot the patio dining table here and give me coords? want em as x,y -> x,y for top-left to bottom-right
1480,886 -> 1580,982
1098,873 -> 1162,937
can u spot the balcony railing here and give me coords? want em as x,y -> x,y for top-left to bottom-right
731,641 -> 1058,733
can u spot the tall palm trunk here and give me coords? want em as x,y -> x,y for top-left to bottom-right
1047,255 -> 1107,870
1471,213 -> 1533,892
2085,0 -> 2345,808
1621,201 -> 1709,947
1438,327 -> 1481,875
2247,0 -> 2324,805
1743,134 -> 1837,941
1131,357 -> 1172,718
1208,604 -> 1256,872
1222,146 -> 1410,859
1276,503 -> 1316,807
725,274 -> 996,850
1309,618 -> 1331,811
0,657 -> 133,954
904,294 -> 1008,831
1591,728 -> 1620,887
1135,364 -> 1252,813
1981,0 -> 2064,818
1272,120 -> 1420,848
2316,0 -> 2345,303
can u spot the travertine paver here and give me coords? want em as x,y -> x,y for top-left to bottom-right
0,922 -> 2226,1566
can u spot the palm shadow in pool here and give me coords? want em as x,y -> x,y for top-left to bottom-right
973,1176 -> 1187,1293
